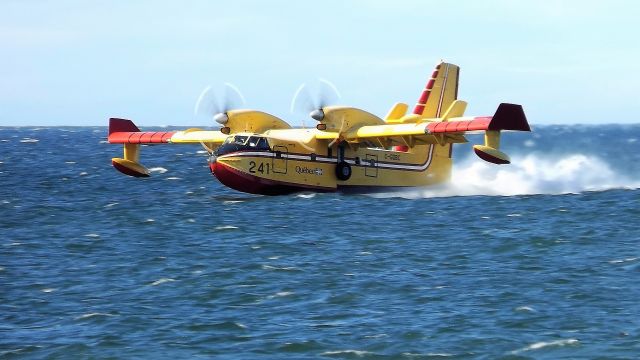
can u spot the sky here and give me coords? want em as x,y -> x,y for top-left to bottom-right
1,0 -> 639,126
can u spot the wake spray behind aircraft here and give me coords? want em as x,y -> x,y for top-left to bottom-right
107,62 -> 530,195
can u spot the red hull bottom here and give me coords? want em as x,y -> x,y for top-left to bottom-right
210,162 -> 335,196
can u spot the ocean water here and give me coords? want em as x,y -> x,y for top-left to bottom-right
1,125 -> 639,359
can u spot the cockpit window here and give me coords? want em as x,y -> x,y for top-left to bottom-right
248,136 -> 269,150
215,135 -> 270,156
234,135 -> 248,145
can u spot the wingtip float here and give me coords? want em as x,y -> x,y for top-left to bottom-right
107,62 -> 531,195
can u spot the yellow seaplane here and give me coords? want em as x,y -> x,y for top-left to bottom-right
107,62 -> 530,195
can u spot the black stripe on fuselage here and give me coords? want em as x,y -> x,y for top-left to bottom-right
216,145 -> 435,172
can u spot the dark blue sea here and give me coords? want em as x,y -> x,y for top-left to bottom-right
1,125 -> 639,359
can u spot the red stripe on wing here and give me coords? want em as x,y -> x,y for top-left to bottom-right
426,117 -> 492,134
108,131 -> 176,144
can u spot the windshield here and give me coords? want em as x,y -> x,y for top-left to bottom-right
215,135 -> 270,156
248,136 -> 269,149
234,135 -> 248,145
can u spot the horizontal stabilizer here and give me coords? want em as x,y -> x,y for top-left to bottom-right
441,100 -> 467,120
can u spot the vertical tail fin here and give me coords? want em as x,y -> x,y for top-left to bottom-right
413,62 -> 460,118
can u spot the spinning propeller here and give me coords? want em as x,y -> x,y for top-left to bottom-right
194,82 -> 247,126
290,78 -> 341,128
193,83 -> 246,154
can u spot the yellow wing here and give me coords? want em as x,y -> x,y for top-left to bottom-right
168,129 -> 229,145
343,122 -> 467,147
316,103 -> 530,163
107,118 -> 228,145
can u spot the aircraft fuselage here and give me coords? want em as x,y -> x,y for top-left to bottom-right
209,130 -> 452,195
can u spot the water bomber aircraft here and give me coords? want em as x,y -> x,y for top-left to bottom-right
107,62 -> 531,195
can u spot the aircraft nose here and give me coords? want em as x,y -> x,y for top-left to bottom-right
208,155 -> 217,173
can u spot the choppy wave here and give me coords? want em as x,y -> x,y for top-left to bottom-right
150,278 -> 176,286
511,339 -> 580,354
321,349 -> 376,357
19,138 -> 39,143
2,126 -> 639,358
149,167 -> 168,174
75,312 -> 116,320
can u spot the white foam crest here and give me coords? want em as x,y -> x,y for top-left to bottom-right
19,138 -> 39,143
321,350 -> 375,357
372,154 -> 640,199
512,339 -> 579,354
150,278 -> 176,286
215,225 -> 238,230
402,353 -> 453,358
515,306 -> 536,312
262,264 -> 298,271
267,291 -> 294,299
75,312 -> 116,320
608,257 -> 638,264
149,167 -> 168,174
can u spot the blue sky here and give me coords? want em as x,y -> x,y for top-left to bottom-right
1,0 -> 639,126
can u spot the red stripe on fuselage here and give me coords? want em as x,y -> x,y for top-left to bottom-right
211,161 -> 334,196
